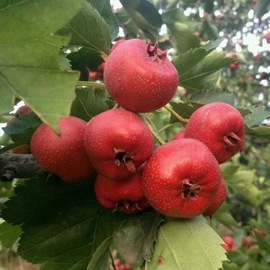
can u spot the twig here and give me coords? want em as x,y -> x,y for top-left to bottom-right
109,251 -> 117,270
163,104 -> 188,127
0,153 -> 41,181
142,117 -> 166,145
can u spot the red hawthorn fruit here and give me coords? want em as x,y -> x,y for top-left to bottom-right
241,236 -> 255,248
31,116 -> 95,183
89,62 -> 105,81
7,105 -> 32,126
226,52 -> 241,70
84,109 -> 154,179
185,102 -> 245,164
111,259 -> 132,270
222,236 -> 237,251
263,30 -> 270,44
172,129 -> 185,140
103,39 -> 179,113
119,264 -> 132,270
229,61 -> 241,71
223,236 -> 234,248
94,166 -> 150,214
89,71 -> 99,80
111,39 -> 126,51
203,179 -> 227,216
15,105 -> 32,117
142,138 -> 222,218
253,53 -> 261,61
252,0 -> 257,7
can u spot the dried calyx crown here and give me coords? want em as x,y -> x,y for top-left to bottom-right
223,132 -> 242,148
114,148 -> 136,172
146,41 -> 167,61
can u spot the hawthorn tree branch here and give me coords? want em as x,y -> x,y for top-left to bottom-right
0,153 -> 41,182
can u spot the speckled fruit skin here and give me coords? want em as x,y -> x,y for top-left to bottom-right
185,102 -> 245,164
94,166 -> 150,214
203,179 -> 227,216
142,138 -> 222,218
172,129 -> 185,140
103,39 -> 179,113
30,116 -> 95,183
84,109 -> 154,180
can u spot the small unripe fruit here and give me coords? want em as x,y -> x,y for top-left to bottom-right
203,179 -> 227,216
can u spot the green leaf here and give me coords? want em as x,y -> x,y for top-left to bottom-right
244,107 -> 270,127
3,113 -> 42,144
114,8 -> 140,38
68,48 -> 104,81
190,91 -> 235,105
173,49 -> 233,92
134,0 -> 163,28
255,0 -> 270,17
212,203 -> 238,230
204,0 -> 215,13
225,251 -> 249,266
113,211 -> 163,268
1,175 -> 128,270
245,126 -> 270,140
169,101 -> 198,123
166,22 -> 200,53
120,0 -> 162,42
0,221 -> 22,248
221,164 -> 262,206
173,48 -> 208,80
143,216 -> 227,270
70,86 -> 113,121
88,0 -> 119,41
0,182 -> 14,199
162,8 -> 184,24
201,19 -> 219,40
87,237 -> 111,270
253,231 -> 270,249
1,68 -> 80,133
58,2 -> 111,56
206,38 -> 225,51
0,0 -> 85,132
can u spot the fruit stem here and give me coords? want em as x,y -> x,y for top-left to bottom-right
163,104 -> 188,127
143,117 -> 166,145
157,122 -> 180,134
112,103 -> 120,109
109,251 -> 117,270
76,81 -> 106,88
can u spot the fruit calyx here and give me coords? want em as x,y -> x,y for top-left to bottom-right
115,200 -> 141,212
114,148 -> 136,172
146,42 -> 167,61
182,179 -> 201,199
223,132 -> 242,148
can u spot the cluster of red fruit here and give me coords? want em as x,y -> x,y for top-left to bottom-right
222,230 -> 268,252
226,52 -> 241,71
110,259 -> 132,270
30,39 -> 245,219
